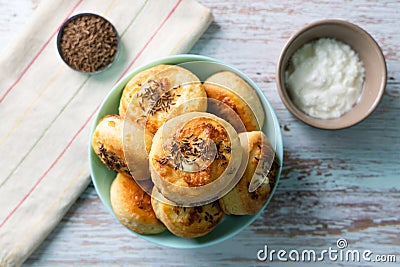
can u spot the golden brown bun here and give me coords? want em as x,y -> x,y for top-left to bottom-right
204,71 -> 264,132
119,64 -> 207,135
149,112 -> 243,205
91,115 -> 129,175
219,131 -> 280,215
110,173 -> 166,234
119,65 -> 207,180
119,65 -> 170,118
151,187 -> 224,238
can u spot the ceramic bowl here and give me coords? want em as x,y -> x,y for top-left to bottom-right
88,54 -> 283,248
276,19 -> 387,130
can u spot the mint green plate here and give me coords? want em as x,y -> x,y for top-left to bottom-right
88,54 -> 283,248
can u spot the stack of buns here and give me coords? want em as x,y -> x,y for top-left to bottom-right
91,64 -> 279,238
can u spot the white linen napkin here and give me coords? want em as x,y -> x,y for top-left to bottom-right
0,0 -> 212,266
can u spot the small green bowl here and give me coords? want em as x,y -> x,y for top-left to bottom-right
88,54 -> 283,248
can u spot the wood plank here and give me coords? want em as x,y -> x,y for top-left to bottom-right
0,0 -> 398,266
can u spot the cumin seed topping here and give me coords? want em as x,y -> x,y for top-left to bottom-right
163,134 -> 231,172
137,79 -> 179,116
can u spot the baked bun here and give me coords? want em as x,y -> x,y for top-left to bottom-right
119,65 -> 171,118
91,115 -> 129,175
119,65 -> 207,180
110,172 -> 166,234
119,64 -> 207,134
151,187 -> 224,238
204,71 -> 264,132
219,131 -> 280,215
149,112 -> 243,206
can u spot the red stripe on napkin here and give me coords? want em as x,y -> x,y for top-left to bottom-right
0,0 -> 84,104
116,0 -> 183,82
0,0 -> 183,229
0,104 -> 99,228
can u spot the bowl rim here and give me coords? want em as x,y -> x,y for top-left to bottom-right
276,19 -> 387,130
88,54 -> 283,248
56,12 -> 120,74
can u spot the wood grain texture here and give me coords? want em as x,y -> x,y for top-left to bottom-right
0,0 -> 398,266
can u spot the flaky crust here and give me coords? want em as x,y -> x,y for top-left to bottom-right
110,173 -> 166,234
219,131 -> 280,215
204,71 -> 265,132
91,115 -> 129,175
151,187 -> 224,238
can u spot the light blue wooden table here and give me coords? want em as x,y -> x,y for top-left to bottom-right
0,0 -> 398,266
